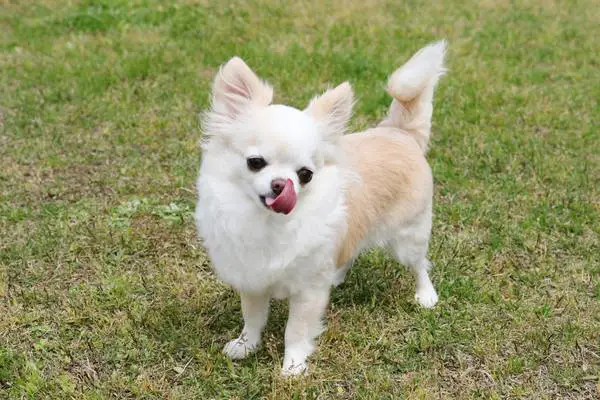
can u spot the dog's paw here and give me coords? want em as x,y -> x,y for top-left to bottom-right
281,359 -> 308,377
415,287 -> 438,308
223,337 -> 258,360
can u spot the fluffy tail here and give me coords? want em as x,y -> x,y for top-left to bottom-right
379,40 -> 447,152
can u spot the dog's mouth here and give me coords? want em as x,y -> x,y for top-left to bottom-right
259,179 -> 297,215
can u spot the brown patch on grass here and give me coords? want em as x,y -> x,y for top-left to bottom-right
0,154 -> 118,205
66,359 -> 99,385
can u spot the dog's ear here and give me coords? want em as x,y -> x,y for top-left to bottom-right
305,82 -> 354,140
211,57 -> 273,119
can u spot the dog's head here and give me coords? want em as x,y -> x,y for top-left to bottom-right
201,57 -> 353,215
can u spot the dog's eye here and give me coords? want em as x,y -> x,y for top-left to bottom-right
247,157 -> 267,172
297,168 -> 313,185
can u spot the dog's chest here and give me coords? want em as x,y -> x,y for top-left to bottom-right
198,209 -> 337,292
195,181 -> 345,295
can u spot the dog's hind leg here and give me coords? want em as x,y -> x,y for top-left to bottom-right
408,258 -> 438,308
388,212 -> 438,308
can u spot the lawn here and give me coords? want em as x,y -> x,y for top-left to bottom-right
1,0 -> 599,398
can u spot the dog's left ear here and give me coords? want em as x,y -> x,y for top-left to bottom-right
211,57 -> 273,119
305,82 -> 354,140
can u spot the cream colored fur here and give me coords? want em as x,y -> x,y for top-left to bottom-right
195,41 -> 447,376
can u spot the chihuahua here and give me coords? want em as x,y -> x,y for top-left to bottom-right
195,41 -> 447,375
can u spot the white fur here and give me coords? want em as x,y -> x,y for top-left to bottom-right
381,40 -> 447,151
196,43 -> 446,375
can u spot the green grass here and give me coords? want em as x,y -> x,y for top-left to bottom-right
1,0 -> 599,398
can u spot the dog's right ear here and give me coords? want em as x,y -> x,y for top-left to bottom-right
211,57 -> 273,119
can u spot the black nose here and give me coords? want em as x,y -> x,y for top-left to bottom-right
271,178 -> 286,196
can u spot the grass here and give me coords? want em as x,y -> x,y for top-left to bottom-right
1,0 -> 599,398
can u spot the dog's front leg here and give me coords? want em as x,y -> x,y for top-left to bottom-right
223,291 -> 270,359
281,287 -> 330,376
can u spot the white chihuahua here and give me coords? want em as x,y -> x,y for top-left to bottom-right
195,41 -> 447,376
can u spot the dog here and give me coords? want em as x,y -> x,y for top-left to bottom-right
195,41 -> 447,376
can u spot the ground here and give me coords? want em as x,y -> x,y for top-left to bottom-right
1,0 -> 599,398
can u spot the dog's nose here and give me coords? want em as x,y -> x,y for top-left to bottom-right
271,178 -> 287,196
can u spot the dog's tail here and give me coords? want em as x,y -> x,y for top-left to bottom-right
379,41 -> 447,152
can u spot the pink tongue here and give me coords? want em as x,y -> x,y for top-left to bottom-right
265,179 -> 296,215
